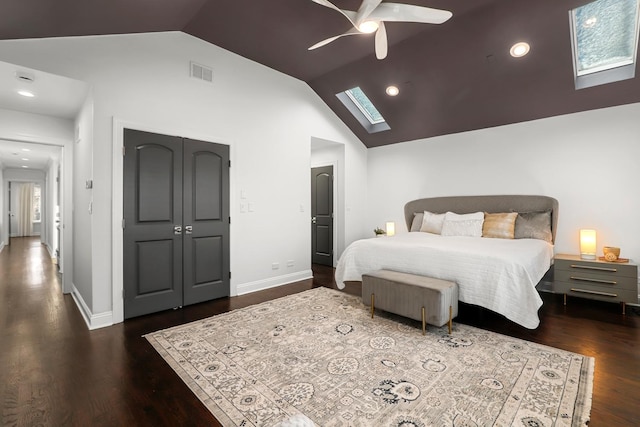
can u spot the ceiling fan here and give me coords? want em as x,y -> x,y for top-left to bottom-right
308,0 -> 453,59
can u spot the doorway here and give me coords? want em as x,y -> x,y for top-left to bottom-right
311,165 -> 334,266
8,181 -> 42,239
123,129 -> 230,319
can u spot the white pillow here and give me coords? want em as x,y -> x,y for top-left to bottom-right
441,211 -> 484,237
420,211 -> 446,234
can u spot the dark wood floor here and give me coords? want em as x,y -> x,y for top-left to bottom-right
1,237 -> 638,426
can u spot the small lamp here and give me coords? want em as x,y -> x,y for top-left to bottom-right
385,221 -> 395,237
580,229 -> 596,260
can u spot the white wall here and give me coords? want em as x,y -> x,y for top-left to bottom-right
367,102 -> 640,271
0,32 -> 368,325
45,158 -> 61,259
73,94 -> 94,309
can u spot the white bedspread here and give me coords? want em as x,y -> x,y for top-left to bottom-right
335,233 -> 554,329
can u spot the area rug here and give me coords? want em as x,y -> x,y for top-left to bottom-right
145,287 -> 593,427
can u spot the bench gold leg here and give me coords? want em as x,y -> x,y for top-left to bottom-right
622,302 -> 626,315
422,307 -> 426,335
448,305 -> 452,335
371,293 -> 375,318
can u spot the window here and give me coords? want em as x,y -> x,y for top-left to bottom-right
336,86 -> 390,133
33,184 -> 41,223
570,0 -> 640,89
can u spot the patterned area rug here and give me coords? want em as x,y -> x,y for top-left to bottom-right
146,287 -> 593,427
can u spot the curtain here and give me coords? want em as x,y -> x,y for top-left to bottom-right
18,183 -> 34,237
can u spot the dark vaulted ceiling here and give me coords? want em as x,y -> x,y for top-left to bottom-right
1,0 -> 639,147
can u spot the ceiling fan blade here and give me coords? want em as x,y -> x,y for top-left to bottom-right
368,3 -> 453,24
310,0 -> 358,27
375,21 -> 388,60
308,28 -> 363,50
355,0 -> 384,26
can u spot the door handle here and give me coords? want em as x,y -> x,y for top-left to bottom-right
174,225 -> 182,235
185,225 -> 193,234
311,217 -> 317,224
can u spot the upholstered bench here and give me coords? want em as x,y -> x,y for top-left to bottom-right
362,269 -> 458,334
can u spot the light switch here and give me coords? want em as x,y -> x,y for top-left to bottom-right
240,190 -> 247,199
240,203 -> 247,213
248,202 -> 255,212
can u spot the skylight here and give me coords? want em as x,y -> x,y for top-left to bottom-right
570,0 -> 640,89
336,86 -> 390,133
344,87 -> 385,124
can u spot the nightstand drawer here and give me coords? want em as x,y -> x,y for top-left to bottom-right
554,270 -> 637,291
554,258 -> 637,279
554,281 -> 637,303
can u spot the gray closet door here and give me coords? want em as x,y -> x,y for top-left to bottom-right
182,139 -> 230,305
311,165 -> 333,266
123,129 -> 183,319
123,130 -> 230,319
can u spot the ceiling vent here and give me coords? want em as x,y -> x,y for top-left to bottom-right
15,71 -> 35,83
190,62 -> 213,83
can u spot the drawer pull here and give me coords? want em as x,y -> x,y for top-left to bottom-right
569,264 -> 617,273
570,288 -> 618,298
570,276 -> 617,285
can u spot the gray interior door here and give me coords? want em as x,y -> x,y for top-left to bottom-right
123,129 -> 184,319
311,166 -> 333,266
123,130 -> 230,319
182,139 -> 230,305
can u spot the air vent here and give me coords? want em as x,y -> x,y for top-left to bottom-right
15,71 -> 35,83
190,62 -> 213,83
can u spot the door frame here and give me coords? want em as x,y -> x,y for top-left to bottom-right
112,118 -> 235,324
310,160 -> 338,267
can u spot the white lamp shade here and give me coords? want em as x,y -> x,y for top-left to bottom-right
580,229 -> 596,259
386,221 -> 395,237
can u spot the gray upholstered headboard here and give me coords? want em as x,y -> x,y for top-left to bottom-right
404,195 -> 559,243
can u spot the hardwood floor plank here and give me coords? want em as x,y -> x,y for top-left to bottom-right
1,238 -> 638,425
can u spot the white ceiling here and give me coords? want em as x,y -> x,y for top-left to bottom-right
0,139 -> 61,170
0,60 -> 88,172
0,60 -> 88,119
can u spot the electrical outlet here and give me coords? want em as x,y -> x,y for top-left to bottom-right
287,260 -> 294,267
272,262 -> 279,270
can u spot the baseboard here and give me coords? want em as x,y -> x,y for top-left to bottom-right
71,284 -> 114,330
45,243 -> 54,259
236,270 -> 314,296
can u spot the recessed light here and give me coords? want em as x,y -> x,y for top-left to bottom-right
21,158 -> 29,161
22,148 -> 31,152
386,85 -> 400,96
510,42 -> 530,58
18,90 -> 35,98
358,21 -> 379,34
21,165 -> 28,168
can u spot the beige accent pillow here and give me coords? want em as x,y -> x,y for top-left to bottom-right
420,211 -> 446,234
482,212 -> 518,239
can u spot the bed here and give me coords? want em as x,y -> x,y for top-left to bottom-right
335,195 -> 558,329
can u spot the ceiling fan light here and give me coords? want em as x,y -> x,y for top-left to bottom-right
359,21 -> 379,33
510,42 -> 530,58
386,85 -> 399,96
